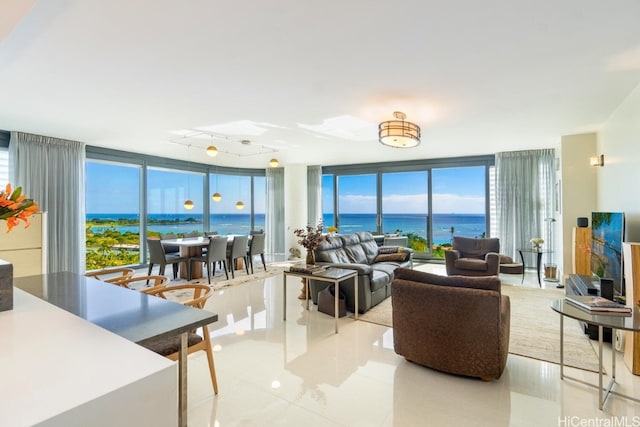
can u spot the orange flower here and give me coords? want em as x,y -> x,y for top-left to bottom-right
0,184 -> 39,232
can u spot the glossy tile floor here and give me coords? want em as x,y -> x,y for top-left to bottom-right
181,264 -> 640,426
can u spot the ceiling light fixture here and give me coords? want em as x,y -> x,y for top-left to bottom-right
269,158 -> 279,167
378,111 -> 421,148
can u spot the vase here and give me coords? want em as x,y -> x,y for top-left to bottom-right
306,250 -> 315,265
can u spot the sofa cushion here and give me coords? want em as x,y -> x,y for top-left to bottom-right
394,268 -> 501,292
370,269 -> 390,292
341,234 -> 369,264
453,236 -> 500,259
454,258 -> 488,271
314,238 -> 351,263
357,232 -> 380,264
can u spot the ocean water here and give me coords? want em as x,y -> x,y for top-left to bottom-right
87,213 -> 485,244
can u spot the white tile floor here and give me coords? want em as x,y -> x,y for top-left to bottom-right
179,264 -> 640,426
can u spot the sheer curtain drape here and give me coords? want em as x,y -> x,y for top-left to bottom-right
307,165 -> 322,226
496,149 -> 556,263
266,167 -> 285,258
9,132 -> 86,274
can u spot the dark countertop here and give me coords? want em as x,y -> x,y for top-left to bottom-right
14,271 -> 218,345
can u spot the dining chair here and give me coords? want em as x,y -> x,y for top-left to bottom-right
246,233 -> 267,274
182,232 -> 200,238
147,238 -> 191,280
190,236 -> 229,284
141,284 -> 218,394
84,267 -> 135,286
161,233 -> 179,254
119,275 -> 169,292
227,235 -> 249,279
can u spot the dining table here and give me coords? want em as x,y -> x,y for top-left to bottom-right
162,235 -> 248,280
162,237 -> 210,279
14,271 -> 218,427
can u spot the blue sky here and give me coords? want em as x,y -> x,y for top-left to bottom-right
87,161 -> 486,215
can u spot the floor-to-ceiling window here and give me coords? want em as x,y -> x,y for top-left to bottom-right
147,166 -> 205,237
336,174 -> 377,234
86,146 -> 265,270
431,166 -> 487,258
85,160 -> 142,270
322,175 -> 335,227
323,156 -> 493,260
253,176 -> 266,232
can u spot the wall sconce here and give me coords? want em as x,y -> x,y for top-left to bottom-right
269,158 -> 279,167
590,154 -> 604,167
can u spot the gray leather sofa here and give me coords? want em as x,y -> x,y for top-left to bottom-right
308,232 -> 413,314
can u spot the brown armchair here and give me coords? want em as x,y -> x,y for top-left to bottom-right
392,268 -> 510,380
445,236 -> 500,276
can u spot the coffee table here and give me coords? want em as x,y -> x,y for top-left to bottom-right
551,299 -> 640,409
283,267 -> 358,333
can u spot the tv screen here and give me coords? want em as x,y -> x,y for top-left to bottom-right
591,212 -> 625,296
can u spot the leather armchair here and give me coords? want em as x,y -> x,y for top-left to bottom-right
392,268 -> 510,380
445,236 -> 500,276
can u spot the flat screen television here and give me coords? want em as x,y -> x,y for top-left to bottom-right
591,212 -> 625,297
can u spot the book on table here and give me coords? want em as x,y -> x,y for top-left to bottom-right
288,263 -> 327,275
565,294 -> 632,314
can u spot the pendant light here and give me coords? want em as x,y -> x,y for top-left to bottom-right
206,146 -> 218,157
212,166 -> 222,202
184,144 -> 195,210
235,175 -> 244,210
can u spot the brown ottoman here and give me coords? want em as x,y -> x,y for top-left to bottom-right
499,254 -> 524,275
500,263 -> 524,274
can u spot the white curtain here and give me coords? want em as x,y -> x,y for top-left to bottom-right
266,167 -> 285,258
307,165 -> 322,226
9,132 -> 86,274
496,149 -> 556,264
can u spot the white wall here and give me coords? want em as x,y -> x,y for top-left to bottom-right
598,82 -> 640,242
284,164 -> 307,257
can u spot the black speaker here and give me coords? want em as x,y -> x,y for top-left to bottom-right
600,278 -> 614,300
577,217 -> 589,228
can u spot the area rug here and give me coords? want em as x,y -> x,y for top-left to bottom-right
357,284 -> 602,372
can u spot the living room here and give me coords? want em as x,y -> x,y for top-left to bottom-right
2,1 -> 640,426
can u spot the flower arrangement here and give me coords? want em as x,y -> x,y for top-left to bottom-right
294,221 -> 329,251
0,184 -> 39,233
530,237 -> 544,249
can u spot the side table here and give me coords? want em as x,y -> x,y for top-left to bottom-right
283,267 -> 358,333
517,247 -> 551,287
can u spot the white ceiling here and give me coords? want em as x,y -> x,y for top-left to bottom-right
1,0 -> 640,168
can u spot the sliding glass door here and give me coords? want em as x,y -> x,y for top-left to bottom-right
336,174 -> 377,234
382,171 -> 430,254
431,166 -> 487,258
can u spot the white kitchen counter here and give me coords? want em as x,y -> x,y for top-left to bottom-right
0,288 -> 177,427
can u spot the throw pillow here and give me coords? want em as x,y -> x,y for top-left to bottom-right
374,252 -> 409,263
378,245 -> 400,254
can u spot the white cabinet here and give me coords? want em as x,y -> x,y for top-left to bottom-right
0,212 -> 47,276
